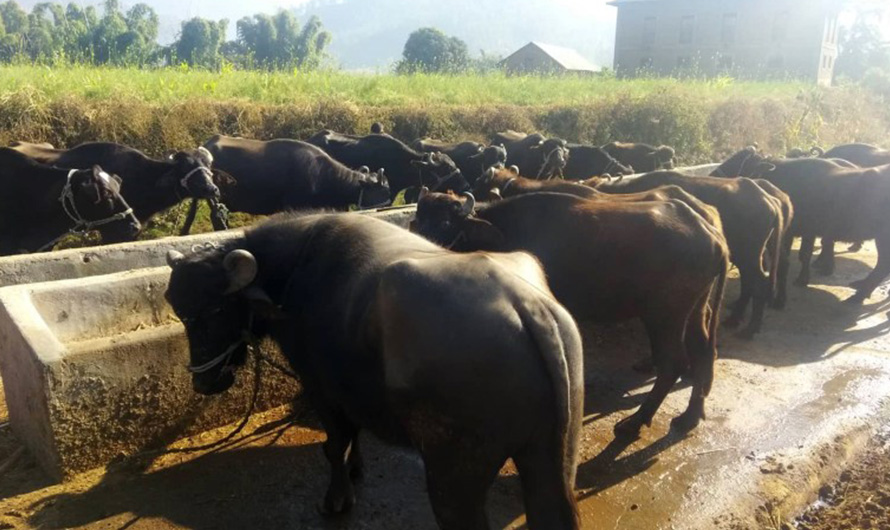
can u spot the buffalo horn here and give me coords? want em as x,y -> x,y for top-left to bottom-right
223,249 -> 258,294
166,250 -> 186,267
460,192 -> 476,216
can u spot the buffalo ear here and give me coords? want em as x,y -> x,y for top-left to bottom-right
212,169 -> 237,187
463,218 -> 506,250
241,286 -> 287,319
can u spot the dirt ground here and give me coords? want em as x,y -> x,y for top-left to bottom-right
793,426 -> 890,530
1,242 -> 890,529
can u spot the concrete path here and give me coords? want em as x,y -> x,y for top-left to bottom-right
1,243 -> 889,529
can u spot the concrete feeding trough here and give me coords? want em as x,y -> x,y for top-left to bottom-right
0,207 -> 416,481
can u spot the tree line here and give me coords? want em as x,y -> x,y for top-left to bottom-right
0,0 -> 331,69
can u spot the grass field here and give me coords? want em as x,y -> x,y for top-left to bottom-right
2,64 -> 890,241
0,64 -> 813,106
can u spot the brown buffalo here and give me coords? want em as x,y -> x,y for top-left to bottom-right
474,168 -> 722,233
412,191 -> 729,437
592,171 -> 788,338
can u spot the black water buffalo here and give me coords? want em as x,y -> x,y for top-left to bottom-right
811,143 -> 890,256
413,191 -> 729,437
8,141 -> 61,162
738,153 -> 890,303
563,144 -> 633,179
306,130 -> 469,198
490,131 -> 568,180
165,213 -> 583,529
200,135 -> 390,214
602,142 -> 675,172
815,143 -> 890,168
713,147 -> 858,276
593,171 -> 788,337
412,139 -> 507,185
14,141 -> 227,231
0,147 -> 140,254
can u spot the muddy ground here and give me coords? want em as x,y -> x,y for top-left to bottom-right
793,426 -> 890,530
1,242 -> 890,529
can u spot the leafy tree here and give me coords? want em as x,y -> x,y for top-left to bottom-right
0,1 -> 28,34
836,9 -> 890,81
396,27 -> 469,74
235,12 -> 330,69
172,17 -> 228,68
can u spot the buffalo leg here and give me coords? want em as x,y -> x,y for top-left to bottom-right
847,236 -> 890,304
813,238 -> 836,276
314,404 -> 360,515
722,266 -> 751,329
421,445 -> 503,530
772,230 -> 794,309
848,241 -> 864,253
179,199 -> 200,236
514,437 -> 579,530
740,261 -> 770,339
614,318 -> 686,438
794,235 -> 816,287
674,293 -> 716,432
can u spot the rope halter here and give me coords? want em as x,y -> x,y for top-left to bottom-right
536,146 -> 566,180
60,169 -> 135,232
180,164 -> 213,190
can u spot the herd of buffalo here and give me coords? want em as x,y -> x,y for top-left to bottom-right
4,125 -> 890,529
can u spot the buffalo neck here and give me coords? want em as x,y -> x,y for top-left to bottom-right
119,157 -> 184,221
0,165 -> 84,254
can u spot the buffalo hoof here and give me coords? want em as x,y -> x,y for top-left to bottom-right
613,414 -> 645,439
722,316 -> 742,329
670,411 -> 702,434
844,293 -> 867,305
849,279 -> 867,290
814,264 -> 835,277
736,327 -> 758,340
632,358 -> 655,373
320,486 -> 356,516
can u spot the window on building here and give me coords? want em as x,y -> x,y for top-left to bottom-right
679,15 -> 695,45
642,16 -> 657,49
772,12 -> 789,42
722,13 -> 737,46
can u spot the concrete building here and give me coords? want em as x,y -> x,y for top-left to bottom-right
609,0 -> 841,85
501,41 -> 600,75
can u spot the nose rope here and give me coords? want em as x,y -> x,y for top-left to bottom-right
180,165 -> 213,189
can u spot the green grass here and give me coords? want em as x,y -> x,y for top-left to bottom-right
0,64 -> 812,107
